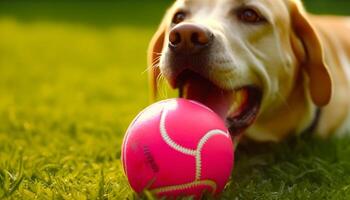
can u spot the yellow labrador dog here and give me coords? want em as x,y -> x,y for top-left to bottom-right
148,0 -> 350,142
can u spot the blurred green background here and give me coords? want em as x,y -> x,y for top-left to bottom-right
1,0 -> 350,199
1,0 -> 350,28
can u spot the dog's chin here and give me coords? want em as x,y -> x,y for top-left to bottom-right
174,70 -> 262,137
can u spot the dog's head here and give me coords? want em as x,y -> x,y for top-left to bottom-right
148,0 -> 332,137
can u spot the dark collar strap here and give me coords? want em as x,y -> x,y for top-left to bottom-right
302,108 -> 322,134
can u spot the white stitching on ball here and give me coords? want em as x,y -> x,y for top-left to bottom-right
160,108 -> 197,156
159,106 -> 229,193
151,179 -> 217,195
195,129 -> 227,180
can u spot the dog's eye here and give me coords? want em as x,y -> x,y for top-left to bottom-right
172,11 -> 186,24
238,8 -> 265,24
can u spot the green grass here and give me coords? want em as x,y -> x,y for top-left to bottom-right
0,19 -> 152,199
0,1 -> 350,199
226,137 -> 350,199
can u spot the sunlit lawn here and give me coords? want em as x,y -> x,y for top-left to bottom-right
1,1 -> 350,199
0,18 -> 152,199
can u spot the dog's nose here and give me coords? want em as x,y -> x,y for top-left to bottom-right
169,23 -> 213,54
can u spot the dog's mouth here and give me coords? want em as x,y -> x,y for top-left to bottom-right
175,70 -> 262,137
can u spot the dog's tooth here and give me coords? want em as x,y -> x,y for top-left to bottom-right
228,91 -> 238,115
227,89 -> 247,117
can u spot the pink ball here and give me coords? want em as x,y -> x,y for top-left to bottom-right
121,99 -> 234,199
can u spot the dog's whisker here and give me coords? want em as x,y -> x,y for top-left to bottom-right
151,56 -> 161,67
151,60 -> 161,69
142,63 -> 157,74
142,57 -> 162,75
143,64 -> 154,74
156,72 -> 164,84
156,73 -> 169,99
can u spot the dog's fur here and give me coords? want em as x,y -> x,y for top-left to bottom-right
148,0 -> 350,142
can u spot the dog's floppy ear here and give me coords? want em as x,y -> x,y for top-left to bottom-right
147,18 -> 167,101
290,1 -> 332,106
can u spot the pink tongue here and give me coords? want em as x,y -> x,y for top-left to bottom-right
183,76 -> 234,119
